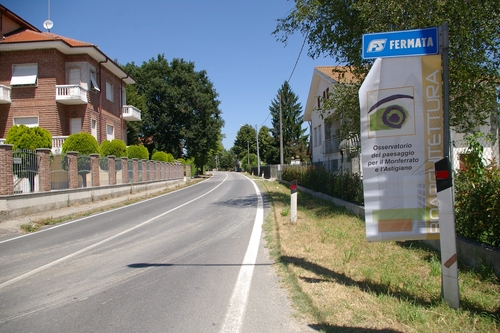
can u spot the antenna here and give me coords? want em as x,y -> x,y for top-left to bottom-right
43,0 -> 53,32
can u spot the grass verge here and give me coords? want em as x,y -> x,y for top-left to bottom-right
259,180 -> 499,333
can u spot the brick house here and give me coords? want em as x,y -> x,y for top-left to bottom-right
0,5 -> 141,154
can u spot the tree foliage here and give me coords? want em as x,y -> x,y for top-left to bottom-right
268,81 -> 308,163
5,124 -> 52,150
233,124 -> 256,160
123,55 -> 224,174
274,0 -> 500,135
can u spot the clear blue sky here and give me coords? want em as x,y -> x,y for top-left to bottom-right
4,0 -> 331,149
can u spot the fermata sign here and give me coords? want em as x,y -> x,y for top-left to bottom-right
362,27 -> 439,59
359,55 -> 444,242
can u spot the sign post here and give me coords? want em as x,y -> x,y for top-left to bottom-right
290,180 -> 297,223
435,157 -> 459,309
360,24 -> 459,308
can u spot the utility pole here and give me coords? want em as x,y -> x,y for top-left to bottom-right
279,94 -> 284,170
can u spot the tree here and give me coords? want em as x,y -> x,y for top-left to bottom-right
258,125 -> 275,165
274,0 -> 500,136
233,124 -> 256,161
268,81 -> 308,164
124,55 -> 224,174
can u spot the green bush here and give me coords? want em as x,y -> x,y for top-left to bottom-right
454,134 -> 500,247
5,124 -> 52,150
127,145 -> 149,160
5,125 -> 52,192
62,132 -> 99,155
282,164 -> 364,206
99,139 -> 127,158
151,151 -> 174,162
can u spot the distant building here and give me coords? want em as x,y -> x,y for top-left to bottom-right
304,66 -> 360,174
0,5 -> 141,154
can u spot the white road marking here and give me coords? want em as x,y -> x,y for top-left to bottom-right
220,177 -> 264,333
0,173 -> 229,290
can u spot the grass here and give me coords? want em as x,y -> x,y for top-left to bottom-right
259,179 -> 500,333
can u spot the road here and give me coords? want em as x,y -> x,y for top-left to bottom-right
0,172 -> 311,333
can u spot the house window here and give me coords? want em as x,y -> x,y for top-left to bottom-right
69,68 -> 81,85
90,70 -> 100,91
14,117 -> 39,127
70,118 -> 82,134
11,64 -> 38,86
106,124 -> 114,141
318,124 -> 322,146
106,82 -> 113,102
91,119 -> 97,139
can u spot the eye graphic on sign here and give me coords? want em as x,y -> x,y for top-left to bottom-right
368,94 -> 413,131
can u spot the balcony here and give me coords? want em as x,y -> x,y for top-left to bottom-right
55,85 -> 88,105
0,85 -> 12,104
321,137 -> 341,155
122,105 -> 141,121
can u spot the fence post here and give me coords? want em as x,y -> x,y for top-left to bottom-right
186,164 -> 191,179
121,157 -> 129,184
141,160 -> 147,181
67,151 -> 78,189
0,144 -> 14,195
132,158 -> 139,183
90,154 -> 100,187
108,156 -> 116,185
37,148 -> 51,192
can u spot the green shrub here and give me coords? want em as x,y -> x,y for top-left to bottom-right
62,132 -> 99,155
454,134 -> 500,247
99,139 -> 127,158
282,164 -> 364,206
5,125 -> 52,192
5,124 -> 52,150
127,145 -> 149,160
151,151 -> 174,162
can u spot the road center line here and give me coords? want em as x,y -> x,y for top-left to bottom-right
0,173 -> 229,290
220,176 -> 264,333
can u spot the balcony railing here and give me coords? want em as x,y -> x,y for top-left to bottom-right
0,85 -> 12,104
55,85 -> 88,105
51,136 -> 68,155
122,105 -> 141,121
321,137 -> 341,155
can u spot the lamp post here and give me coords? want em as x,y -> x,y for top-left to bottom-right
255,124 -> 260,176
247,141 -> 249,170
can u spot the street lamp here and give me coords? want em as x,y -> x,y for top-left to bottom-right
255,124 -> 260,176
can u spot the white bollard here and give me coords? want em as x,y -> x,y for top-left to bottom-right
290,179 -> 297,223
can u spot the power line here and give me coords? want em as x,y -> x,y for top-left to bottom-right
288,32 -> 309,82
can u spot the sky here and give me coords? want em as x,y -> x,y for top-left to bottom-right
3,0 -> 331,149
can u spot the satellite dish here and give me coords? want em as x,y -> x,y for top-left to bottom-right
43,19 -> 53,30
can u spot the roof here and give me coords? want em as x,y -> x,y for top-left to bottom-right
0,5 -> 134,85
3,29 -> 94,47
303,66 -> 357,122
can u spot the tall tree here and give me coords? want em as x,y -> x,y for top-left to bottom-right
233,124 -> 256,161
274,0 -> 500,136
124,55 -> 224,173
269,81 -> 308,164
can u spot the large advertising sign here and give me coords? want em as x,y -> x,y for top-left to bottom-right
359,55 -> 444,242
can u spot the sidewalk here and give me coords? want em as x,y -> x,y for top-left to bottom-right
0,187 -> 169,239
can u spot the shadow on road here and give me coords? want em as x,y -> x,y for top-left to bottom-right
128,262 -> 271,268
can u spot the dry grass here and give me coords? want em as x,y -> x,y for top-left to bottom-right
260,180 -> 500,333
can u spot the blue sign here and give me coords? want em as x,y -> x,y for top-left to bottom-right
362,27 -> 439,59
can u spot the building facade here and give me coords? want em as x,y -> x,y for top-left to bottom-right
0,5 -> 141,154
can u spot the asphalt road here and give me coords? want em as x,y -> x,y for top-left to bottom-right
0,172 -> 312,333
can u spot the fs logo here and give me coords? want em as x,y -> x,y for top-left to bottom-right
366,39 -> 387,53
